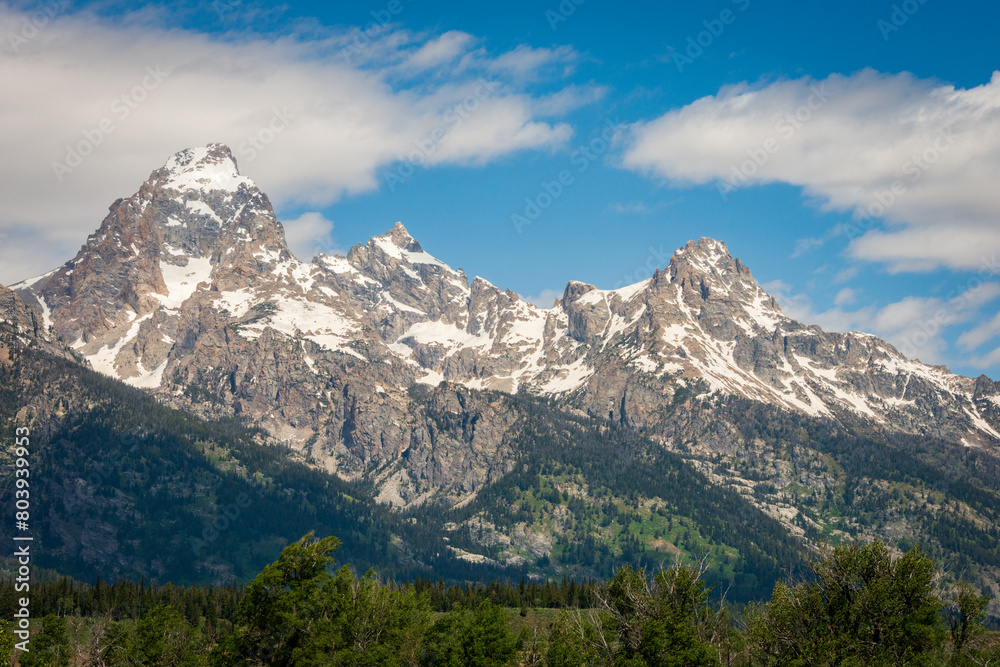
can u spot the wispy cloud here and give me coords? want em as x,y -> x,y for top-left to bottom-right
958,312 -> 1000,352
833,266 -> 859,283
399,30 -> 476,72
488,44 -> 578,79
833,287 -> 857,307
521,288 -> 562,309
765,277 -> 1000,369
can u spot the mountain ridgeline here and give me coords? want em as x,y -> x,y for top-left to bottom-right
2,144 -> 1000,608
0,305 -> 805,600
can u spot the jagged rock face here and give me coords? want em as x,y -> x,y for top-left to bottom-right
1,283 -> 45,370
10,144 -> 1000,506
1,284 -> 44,338
0,283 -> 77,365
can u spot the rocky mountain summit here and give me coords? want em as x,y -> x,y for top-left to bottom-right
10,145 -> 1000,506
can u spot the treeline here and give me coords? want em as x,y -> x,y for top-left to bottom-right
0,570 -> 607,627
3,533 -> 997,666
0,576 -> 242,634
411,576 -> 605,611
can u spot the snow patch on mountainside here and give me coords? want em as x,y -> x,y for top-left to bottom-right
538,358 -> 593,394
11,268 -> 58,290
37,294 -> 52,331
88,313 -> 154,377
394,320 -> 492,353
185,199 -> 223,223
155,257 -> 213,310
127,358 -> 169,389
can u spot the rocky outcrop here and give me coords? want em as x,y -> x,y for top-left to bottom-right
0,284 -> 43,338
9,144 -> 999,508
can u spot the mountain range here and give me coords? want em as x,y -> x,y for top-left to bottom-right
4,144 -> 1000,603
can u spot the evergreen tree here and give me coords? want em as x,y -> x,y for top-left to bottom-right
0,621 -> 13,667
116,604 -> 207,666
746,542 -> 945,665
212,532 -> 344,665
18,615 -> 71,667
460,600 -> 518,667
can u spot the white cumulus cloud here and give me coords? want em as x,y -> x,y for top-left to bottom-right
280,212 -> 342,261
622,69 -> 1000,274
0,4 -> 588,284
766,278 -> 1000,369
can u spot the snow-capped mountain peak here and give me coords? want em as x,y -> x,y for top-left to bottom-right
159,144 -> 253,194
9,146 -> 1000,461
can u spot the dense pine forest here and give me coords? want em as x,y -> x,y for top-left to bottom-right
0,533 -> 996,665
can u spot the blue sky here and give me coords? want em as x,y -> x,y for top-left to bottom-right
2,0 -> 1000,378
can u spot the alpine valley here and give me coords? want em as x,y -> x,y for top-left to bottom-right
3,145 -> 1000,606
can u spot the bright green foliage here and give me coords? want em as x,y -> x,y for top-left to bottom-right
421,600 -> 518,667
945,583 -> 988,653
112,604 -> 207,666
326,567 -> 432,666
0,621 -> 13,666
420,606 -> 470,667
18,614 -> 71,667
461,600 -> 519,667
212,532 -> 434,666
607,565 -> 719,666
3,535 -> 995,666
944,583 -> 999,666
746,542 -> 945,666
545,564 -> 719,666
546,613 -> 599,667
212,531 -> 342,664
